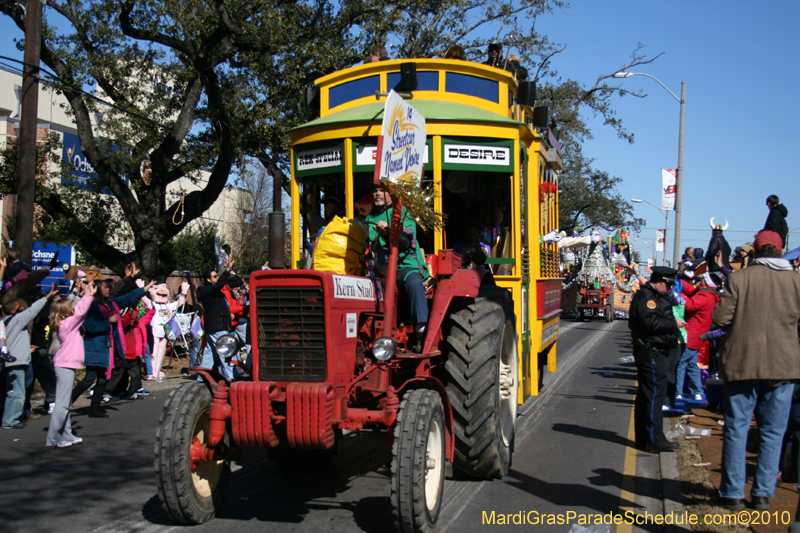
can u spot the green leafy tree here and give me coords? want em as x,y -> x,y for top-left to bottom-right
556,144 -> 644,234
536,45 -> 659,235
0,0 -> 357,277
0,0 -> 656,277
0,131 -> 62,196
232,168 -> 277,274
162,221 -> 217,274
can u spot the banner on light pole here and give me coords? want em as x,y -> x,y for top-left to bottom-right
648,258 -> 655,268
656,229 -> 666,252
661,168 -> 676,211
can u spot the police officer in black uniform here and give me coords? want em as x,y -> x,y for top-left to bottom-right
629,266 -> 687,453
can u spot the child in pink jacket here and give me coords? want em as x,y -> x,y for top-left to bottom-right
46,281 -> 96,448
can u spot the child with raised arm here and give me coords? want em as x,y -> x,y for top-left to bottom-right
2,284 -> 59,429
46,281 -> 97,447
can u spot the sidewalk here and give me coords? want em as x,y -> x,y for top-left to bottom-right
662,407 -> 799,533
30,357 -> 191,414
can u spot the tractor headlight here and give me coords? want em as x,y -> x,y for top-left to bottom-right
372,337 -> 397,362
215,334 -> 240,359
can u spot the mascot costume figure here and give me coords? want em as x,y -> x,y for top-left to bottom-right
146,280 -> 189,380
704,218 -> 731,272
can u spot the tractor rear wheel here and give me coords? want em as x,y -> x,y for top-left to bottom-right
155,382 -> 230,524
391,389 -> 446,533
445,286 -> 518,479
605,304 -> 613,323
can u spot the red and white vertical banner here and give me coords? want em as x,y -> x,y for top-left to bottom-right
648,258 -> 655,267
661,168 -> 676,210
656,229 -> 666,252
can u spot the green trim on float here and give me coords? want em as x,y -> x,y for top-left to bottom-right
290,100 -> 523,132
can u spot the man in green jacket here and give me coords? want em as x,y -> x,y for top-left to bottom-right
366,187 -> 429,350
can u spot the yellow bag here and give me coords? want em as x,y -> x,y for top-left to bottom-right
312,216 -> 368,276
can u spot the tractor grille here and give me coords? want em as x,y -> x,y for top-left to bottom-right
256,286 -> 326,381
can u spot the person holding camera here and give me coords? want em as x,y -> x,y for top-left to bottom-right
197,255 -> 237,380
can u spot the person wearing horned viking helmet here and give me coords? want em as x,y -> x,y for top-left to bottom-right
705,218 -> 732,272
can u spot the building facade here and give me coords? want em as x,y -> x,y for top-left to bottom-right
0,64 -> 251,258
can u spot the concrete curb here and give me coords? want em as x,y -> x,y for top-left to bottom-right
660,449 -> 691,533
661,416 -> 691,533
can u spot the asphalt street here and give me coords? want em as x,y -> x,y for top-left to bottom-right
0,319 -> 663,533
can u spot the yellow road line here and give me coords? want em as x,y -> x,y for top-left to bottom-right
617,383 -> 637,533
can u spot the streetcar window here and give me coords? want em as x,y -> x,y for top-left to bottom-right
352,171 -> 435,256
444,73 -> 499,103
442,169 -> 513,274
329,75 -> 380,108
388,71 -> 439,92
299,172 -> 345,237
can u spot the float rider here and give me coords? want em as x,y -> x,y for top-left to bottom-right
366,186 -> 430,351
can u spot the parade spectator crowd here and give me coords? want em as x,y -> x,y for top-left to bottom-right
629,193 -> 798,512
0,46 -> 796,511
0,251 -> 250,450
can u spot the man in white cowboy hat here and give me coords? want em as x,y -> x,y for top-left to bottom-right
705,218 -> 731,272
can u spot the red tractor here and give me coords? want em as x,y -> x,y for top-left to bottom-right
155,251 -> 518,531
153,55 -> 564,532
576,283 -> 615,323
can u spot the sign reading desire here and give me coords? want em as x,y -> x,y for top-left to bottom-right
378,90 -> 426,187
444,144 -> 510,166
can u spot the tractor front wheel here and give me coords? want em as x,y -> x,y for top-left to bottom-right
391,389 -> 446,533
155,382 -> 231,524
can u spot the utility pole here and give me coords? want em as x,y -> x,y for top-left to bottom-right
672,81 -> 686,267
663,211 -> 669,266
15,0 -> 43,262
255,154 -> 286,269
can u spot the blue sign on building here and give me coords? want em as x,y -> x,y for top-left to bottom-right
31,242 -> 75,295
61,132 -> 122,194
62,132 -> 98,189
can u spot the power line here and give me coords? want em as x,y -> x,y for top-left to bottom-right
0,54 -> 164,127
642,227 -> 759,233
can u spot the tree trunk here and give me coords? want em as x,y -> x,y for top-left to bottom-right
138,240 -> 171,280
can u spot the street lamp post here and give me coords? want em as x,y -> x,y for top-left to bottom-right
788,227 -> 800,251
636,241 -> 653,266
614,72 -> 685,267
632,198 -> 669,266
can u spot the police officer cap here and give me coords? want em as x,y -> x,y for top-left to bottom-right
650,266 -> 677,283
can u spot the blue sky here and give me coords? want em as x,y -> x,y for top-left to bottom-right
539,0 -> 799,262
1,2 -> 797,263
